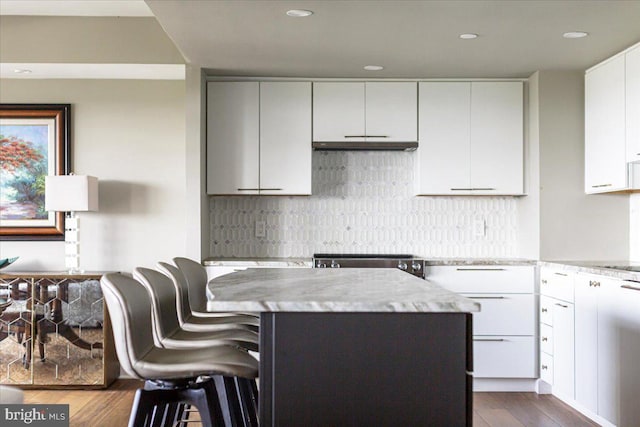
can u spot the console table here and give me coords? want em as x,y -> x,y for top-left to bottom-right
0,272 -> 119,389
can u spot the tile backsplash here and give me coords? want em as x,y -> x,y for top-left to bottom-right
210,151 -> 518,257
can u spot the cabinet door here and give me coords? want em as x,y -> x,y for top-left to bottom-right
416,82 -> 471,195
365,82 -> 417,142
470,82 -> 524,195
615,280 -> 640,426
552,300 -> 575,401
585,55 -> 627,193
207,82 -> 260,195
574,274 -> 599,413
627,46 -> 640,163
260,82 -> 312,195
597,278 -> 619,425
313,82 -> 365,141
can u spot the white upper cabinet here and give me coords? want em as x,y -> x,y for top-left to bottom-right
416,81 -> 524,195
312,82 -> 365,142
259,82 -> 312,195
207,81 -> 311,195
585,55 -> 628,193
312,82 -> 417,143
627,45 -> 640,163
585,42 -> 640,193
365,82 -> 418,142
470,82 -> 524,195
207,82 -> 260,195
416,82 -> 470,194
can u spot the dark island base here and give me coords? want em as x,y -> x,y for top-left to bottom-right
260,312 -> 472,427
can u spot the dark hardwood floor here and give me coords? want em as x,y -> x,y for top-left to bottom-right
24,380 -> 599,426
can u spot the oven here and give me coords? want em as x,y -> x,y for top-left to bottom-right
312,254 -> 424,278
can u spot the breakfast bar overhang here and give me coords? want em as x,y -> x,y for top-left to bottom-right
207,268 -> 480,427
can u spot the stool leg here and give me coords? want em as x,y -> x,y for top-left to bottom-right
236,377 -> 258,427
129,389 -> 153,427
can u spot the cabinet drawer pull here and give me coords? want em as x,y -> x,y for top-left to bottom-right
541,337 -> 548,342
541,365 -> 548,370
456,268 -> 506,271
541,279 -> 548,284
589,280 -> 601,287
621,284 -> 640,292
259,188 -> 283,191
541,308 -> 548,313
553,272 -> 568,277
450,188 -> 496,191
591,184 -> 612,188
473,338 -> 505,342
555,303 -> 569,308
237,188 -> 260,191
468,296 -> 506,299
344,135 -> 389,138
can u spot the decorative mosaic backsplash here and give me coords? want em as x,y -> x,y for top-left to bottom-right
210,151 -> 518,257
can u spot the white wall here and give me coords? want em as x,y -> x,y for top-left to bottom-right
538,71 -> 630,261
0,78 -> 187,272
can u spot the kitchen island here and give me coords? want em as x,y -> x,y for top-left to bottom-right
207,268 -> 480,427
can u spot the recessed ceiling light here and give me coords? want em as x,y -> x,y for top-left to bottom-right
364,65 -> 384,71
563,31 -> 588,39
459,33 -> 478,40
286,9 -> 313,17
13,69 -> 32,74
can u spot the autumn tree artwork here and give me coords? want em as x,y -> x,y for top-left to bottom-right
0,104 -> 70,240
0,131 -> 48,220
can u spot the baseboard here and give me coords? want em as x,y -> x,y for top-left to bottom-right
552,393 -> 616,427
473,378 -> 538,392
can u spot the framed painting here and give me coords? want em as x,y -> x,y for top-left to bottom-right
0,104 -> 71,240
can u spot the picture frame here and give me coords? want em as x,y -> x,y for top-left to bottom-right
0,104 -> 71,240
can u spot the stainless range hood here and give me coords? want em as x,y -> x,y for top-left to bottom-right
312,141 -> 418,151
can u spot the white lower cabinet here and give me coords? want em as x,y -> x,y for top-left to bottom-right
539,267 -> 575,402
542,267 -> 640,427
425,265 -> 536,384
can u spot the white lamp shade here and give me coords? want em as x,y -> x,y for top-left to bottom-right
45,175 -> 99,212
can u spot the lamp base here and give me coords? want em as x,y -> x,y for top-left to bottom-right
64,212 -> 82,273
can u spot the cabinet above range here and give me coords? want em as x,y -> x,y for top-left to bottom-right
312,82 -> 418,150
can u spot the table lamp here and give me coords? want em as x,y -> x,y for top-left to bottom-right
45,174 -> 99,273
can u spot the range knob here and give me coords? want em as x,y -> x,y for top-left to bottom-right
316,262 -> 327,268
397,262 -> 408,271
411,262 -> 422,271
330,260 -> 341,268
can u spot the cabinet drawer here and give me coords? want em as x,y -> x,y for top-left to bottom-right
425,265 -> 534,293
473,336 -> 536,378
463,294 -> 535,335
540,296 -> 554,326
540,323 -> 553,355
540,268 -> 574,302
540,352 -> 553,384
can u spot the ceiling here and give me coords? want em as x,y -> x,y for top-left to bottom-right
145,0 -> 640,78
2,1 -> 640,78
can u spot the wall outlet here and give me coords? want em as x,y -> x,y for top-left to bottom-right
473,219 -> 486,237
255,220 -> 266,238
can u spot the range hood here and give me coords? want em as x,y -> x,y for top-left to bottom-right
312,141 -> 418,151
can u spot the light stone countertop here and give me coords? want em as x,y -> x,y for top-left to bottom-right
203,257 -> 313,268
421,258 -> 537,266
539,261 -> 640,282
206,268 -> 480,313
